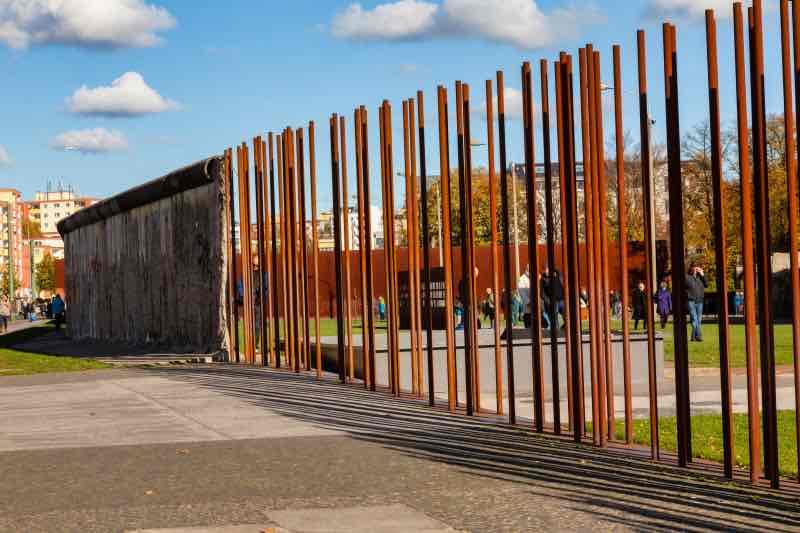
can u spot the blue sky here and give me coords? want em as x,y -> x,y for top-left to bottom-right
0,0 -> 786,210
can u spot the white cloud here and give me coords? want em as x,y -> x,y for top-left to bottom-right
331,0 -> 438,41
0,0 -> 176,50
51,128 -> 128,154
330,0 -> 603,49
645,0 -> 760,20
0,145 -> 11,167
66,72 -> 179,117
480,86 -> 524,120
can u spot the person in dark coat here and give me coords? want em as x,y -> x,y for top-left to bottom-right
686,264 -> 708,341
631,281 -> 647,330
655,281 -> 672,329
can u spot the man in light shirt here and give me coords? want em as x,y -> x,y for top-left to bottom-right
518,265 -> 531,328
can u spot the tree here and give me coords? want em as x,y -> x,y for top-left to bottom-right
1,263 -> 20,298
35,253 -> 56,294
605,131 -> 668,243
424,169 -> 529,249
22,218 -> 41,240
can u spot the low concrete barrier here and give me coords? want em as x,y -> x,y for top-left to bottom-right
312,328 -> 665,398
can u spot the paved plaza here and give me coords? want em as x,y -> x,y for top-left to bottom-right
1,365 -> 798,532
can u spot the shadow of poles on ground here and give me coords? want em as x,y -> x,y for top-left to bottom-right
146,365 -> 800,532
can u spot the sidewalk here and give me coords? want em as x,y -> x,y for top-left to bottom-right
1,365 -> 797,532
0,318 -> 46,336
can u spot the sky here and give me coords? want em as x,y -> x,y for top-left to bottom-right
0,0 -> 787,211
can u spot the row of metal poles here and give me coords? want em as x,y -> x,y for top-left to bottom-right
222,0 -> 797,489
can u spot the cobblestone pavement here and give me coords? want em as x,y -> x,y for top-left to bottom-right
1,366 -> 799,532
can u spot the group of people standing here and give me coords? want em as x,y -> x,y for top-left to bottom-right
374,262 -> 710,342
631,264 -> 708,341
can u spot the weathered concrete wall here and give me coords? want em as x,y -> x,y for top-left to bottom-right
60,157 -> 229,354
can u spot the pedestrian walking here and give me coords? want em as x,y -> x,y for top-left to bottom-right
610,290 -> 621,319
734,291 -> 744,316
0,296 -> 9,333
511,290 -> 523,326
482,288 -> 496,329
51,293 -> 66,332
518,265 -> 532,328
686,264 -> 708,342
377,296 -> 386,321
539,271 -> 552,330
632,282 -> 647,331
655,281 -> 672,329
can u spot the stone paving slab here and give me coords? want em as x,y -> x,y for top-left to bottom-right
130,504 -> 460,533
1,366 -> 798,533
0,371 -> 340,451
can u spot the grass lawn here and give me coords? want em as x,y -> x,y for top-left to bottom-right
599,411 -> 798,477
653,322 -> 796,368
0,323 -> 109,377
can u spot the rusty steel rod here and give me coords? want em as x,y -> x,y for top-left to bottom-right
456,81 -> 476,415
565,53 -> 587,434
308,123 -> 322,378
354,108 -> 371,388
558,54 -> 584,442
286,129 -> 302,372
340,117 -> 355,381
497,73 -> 516,423
789,0 -> 800,482
402,100 -> 420,395
279,132 -> 293,370
749,1 -> 779,487
486,79 -> 504,415
276,135 -> 289,369
269,134 -> 281,368
663,24 -> 692,465
463,83 -> 480,412
637,30 -> 660,460
418,91 -> 436,406
593,51 -> 613,441
554,60 -> 576,432
522,63 -> 545,431
587,48 -> 609,444
238,143 -> 257,364
541,59 -> 561,433
438,86 -> 458,411
382,101 -> 402,395
409,97 -> 424,398
360,107 -> 378,390
261,139 -> 275,367
297,128 -> 312,372
254,137 -> 267,364
553,60 -> 570,430
225,149 -> 240,363
612,45 -> 633,444
387,101 -> 402,395
705,9 -> 734,479
379,104 -> 393,391
294,130 -> 305,371
330,115 -> 346,382
580,48 -> 601,445
733,2 -> 761,483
